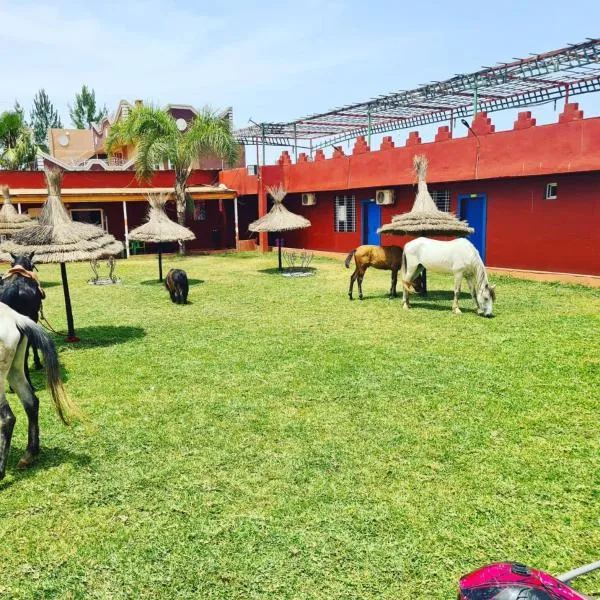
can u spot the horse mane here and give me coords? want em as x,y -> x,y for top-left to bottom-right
473,251 -> 491,295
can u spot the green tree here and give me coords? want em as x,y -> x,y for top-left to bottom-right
29,88 -> 63,148
0,109 -> 37,170
69,85 -> 107,129
106,105 -> 238,254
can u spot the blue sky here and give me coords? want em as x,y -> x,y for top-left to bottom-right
1,0 -> 599,159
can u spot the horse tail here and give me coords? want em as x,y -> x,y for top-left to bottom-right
344,249 -> 356,268
15,315 -> 80,425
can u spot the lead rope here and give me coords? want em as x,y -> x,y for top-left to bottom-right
39,302 -> 69,338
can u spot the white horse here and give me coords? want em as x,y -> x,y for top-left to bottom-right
401,237 -> 496,316
0,302 -> 76,479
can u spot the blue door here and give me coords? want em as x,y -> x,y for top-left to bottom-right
458,194 -> 487,261
362,200 -> 381,245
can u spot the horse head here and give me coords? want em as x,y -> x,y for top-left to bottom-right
10,251 -> 36,272
478,283 -> 496,317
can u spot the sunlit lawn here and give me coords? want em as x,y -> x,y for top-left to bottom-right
0,252 -> 598,599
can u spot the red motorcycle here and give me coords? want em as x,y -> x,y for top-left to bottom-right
459,561 -> 600,599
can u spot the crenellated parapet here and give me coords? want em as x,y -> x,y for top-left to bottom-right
352,136 -> 370,155
405,131 -> 422,146
559,102 -> 584,123
513,111 -> 536,130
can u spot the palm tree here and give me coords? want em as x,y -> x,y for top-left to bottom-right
106,105 -> 238,254
0,110 -> 37,170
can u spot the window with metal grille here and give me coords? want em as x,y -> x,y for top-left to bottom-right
334,195 -> 356,232
431,190 -> 451,212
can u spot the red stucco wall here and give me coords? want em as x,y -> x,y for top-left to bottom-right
220,106 -> 600,275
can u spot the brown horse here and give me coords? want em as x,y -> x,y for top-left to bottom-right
345,245 -> 422,300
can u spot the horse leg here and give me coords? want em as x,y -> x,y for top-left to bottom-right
453,272 -> 463,314
358,266 -> 367,300
0,391 -> 16,480
390,268 -> 398,299
24,345 -> 34,391
348,268 -> 358,300
9,339 -> 40,470
32,343 -> 42,370
467,278 -> 483,315
402,264 -> 418,310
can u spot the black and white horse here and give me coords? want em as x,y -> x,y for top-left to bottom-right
0,252 -> 44,385
0,302 -> 76,479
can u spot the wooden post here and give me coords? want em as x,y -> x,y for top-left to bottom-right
233,197 -> 239,249
158,244 -> 163,282
258,170 -> 268,253
278,238 -> 283,271
60,263 -> 78,342
122,200 -> 130,258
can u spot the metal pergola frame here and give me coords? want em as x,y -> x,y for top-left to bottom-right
234,38 -> 600,153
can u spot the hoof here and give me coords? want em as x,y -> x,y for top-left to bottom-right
348,296 -> 353,301
453,307 -> 462,315
16,451 -> 37,470
402,302 -> 410,310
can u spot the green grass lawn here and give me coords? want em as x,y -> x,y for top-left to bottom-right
0,253 -> 598,599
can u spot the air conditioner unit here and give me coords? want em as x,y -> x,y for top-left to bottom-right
375,189 -> 395,205
247,164 -> 259,176
301,193 -> 316,206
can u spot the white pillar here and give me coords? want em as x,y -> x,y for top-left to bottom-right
122,200 -> 130,258
234,196 -> 239,249
17,203 -> 22,214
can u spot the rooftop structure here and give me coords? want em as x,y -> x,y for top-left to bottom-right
234,38 -> 600,150
41,100 -> 244,172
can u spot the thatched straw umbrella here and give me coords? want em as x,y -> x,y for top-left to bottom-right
128,193 -> 195,282
0,185 -> 35,237
0,169 -> 124,341
377,155 -> 474,237
248,184 -> 311,270
377,155 -> 474,294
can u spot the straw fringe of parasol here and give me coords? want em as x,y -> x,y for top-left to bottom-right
128,193 -> 195,243
1,169 -> 124,263
249,184 -> 311,233
0,185 -> 36,236
377,155 -> 474,237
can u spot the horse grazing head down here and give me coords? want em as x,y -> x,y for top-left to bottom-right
478,282 -> 496,317
10,251 -> 36,272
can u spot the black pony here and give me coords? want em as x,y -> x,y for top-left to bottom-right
0,252 -> 45,385
165,269 -> 189,304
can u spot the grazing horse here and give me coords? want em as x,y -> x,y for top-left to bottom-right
345,245 -> 422,300
0,302 -> 76,479
165,269 -> 189,304
0,252 -> 44,385
401,237 -> 496,316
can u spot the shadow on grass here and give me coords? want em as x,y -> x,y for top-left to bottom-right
258,267 -> 317,276
140,279 -> 204,286
55,326 -> 146,350
0,446 -> 91,490
39,281 -> 62,288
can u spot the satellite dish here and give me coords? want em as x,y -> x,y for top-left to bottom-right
176,118 -> 187,132
58,134 -> 69,147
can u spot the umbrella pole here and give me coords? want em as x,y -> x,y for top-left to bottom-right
60,263 -> 78,342
158,244 -> 163,282
278,238 -> 283,271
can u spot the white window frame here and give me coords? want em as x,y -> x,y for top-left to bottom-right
70,208 -> 105,229
545,183 -> 558,200
335,195 -> 356,232
431,190 -> 451,212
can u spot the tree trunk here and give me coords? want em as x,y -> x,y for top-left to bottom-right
174,179 -> 187,255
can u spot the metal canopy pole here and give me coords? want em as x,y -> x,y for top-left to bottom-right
293,123 -> 298,162
367,106 -> 372,147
